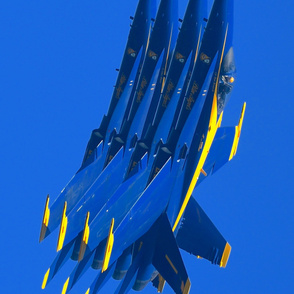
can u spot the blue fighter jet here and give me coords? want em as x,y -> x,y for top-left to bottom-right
40,0 -> 246,293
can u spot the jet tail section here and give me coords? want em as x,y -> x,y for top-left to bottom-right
152,214 -> 191,294
176,196 -> 231,268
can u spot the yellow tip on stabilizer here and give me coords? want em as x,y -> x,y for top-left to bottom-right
85,288 -> 90,294
61,277 -> 70,294
220,243 -> 232,268
39,195 -> 50,243
101,218 -> 114,273
229,102 -> 246,161
57,201 -> 68,252
182,278 -> 191,294
41,268 -> 50,289
78,211 -> 90,262
157,275 -> 165,293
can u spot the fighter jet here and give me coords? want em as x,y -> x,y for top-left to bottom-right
40,0 -> 246,293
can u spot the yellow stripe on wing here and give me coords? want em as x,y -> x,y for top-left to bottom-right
229,102 -> 246,160
172,25 -> 229,232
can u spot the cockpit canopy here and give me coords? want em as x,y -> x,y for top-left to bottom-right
217,46 -> 236,114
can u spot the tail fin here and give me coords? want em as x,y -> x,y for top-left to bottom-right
152,214 -> 191,294
176,196 -> 231,267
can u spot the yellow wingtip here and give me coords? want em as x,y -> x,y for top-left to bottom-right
57,201 -> 68,252
61,277 -> 70,294
182,278 -> 191,294
237,102 -> 246,135
39,195 -> 50,243
78,211 -> 90,262
157,274 -> 165,293
220,242 -> 231,268
229,102 -> 246,161
101,218 -> 115,273
85,288 -> 90,294
41,268 -> 50,289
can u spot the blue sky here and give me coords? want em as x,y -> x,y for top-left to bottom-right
1,0 -> 294,293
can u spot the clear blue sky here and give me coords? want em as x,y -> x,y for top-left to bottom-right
1,0 -> 293,293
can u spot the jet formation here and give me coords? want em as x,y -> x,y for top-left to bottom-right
40,0 -> 245,293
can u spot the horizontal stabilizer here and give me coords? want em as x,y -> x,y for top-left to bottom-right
176,196 -> 231,267
152,214 -> 191,294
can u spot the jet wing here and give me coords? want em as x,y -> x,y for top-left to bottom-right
176,196 -> 231,268
198,102 -> 246,182
39,0 -> 154,242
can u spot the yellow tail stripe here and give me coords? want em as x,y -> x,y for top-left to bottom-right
220,243 -> 231,268
165,254 -> 178,274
